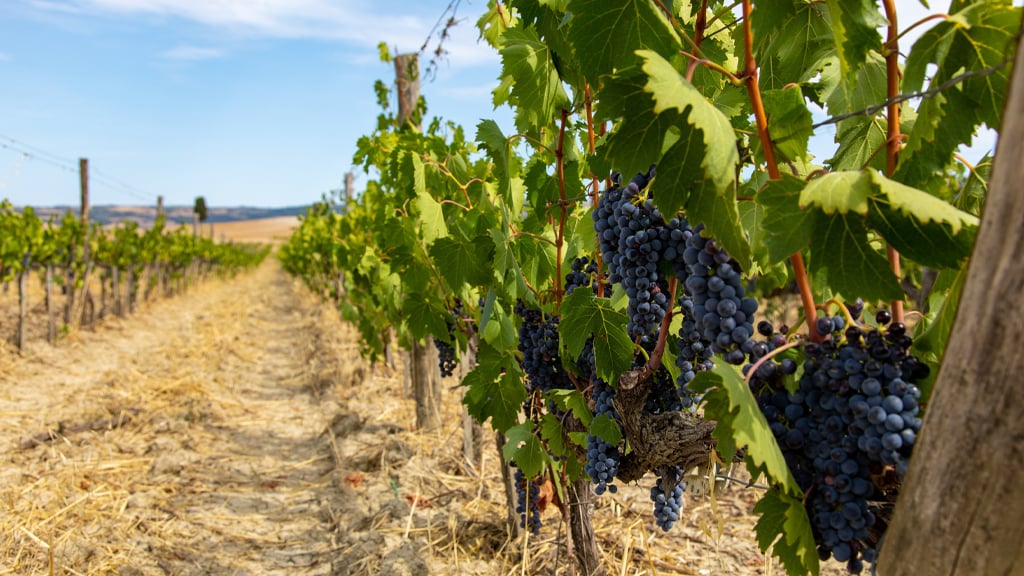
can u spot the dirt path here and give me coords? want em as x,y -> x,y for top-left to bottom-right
0,262 -> 351,574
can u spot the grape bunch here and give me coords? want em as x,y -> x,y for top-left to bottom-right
650,467 -> 685,531
585,378 -> 620,495
675,296 -> 714,408
564,256 -> 602,296
434,298 -> 465,377
513,468 -> 542,534
515,300 -> 573,417
682,224 -> 759,363
592,166 -> 671,341
745,311 -> 928,573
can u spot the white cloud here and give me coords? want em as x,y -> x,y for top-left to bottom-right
36,0 -> 497,69
0,52 -> 12,62
160,45 -> 224,60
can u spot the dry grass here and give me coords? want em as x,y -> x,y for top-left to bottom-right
0,261 -> 848,575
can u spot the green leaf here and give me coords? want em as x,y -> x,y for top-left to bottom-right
503,422 -> 546,476
596,70 -> 678,180
686,180 -> 752,270
914,266 -> 966,361
548,389 -> 592,426
415,189 -> 448,244
463,342 -> 527,431
589,414 -> 622,446
402,292 -> 449,342
756,174 -> 813,264
559,288 -> 634,384
754,490 -> 820,576
799,171 -> 870,215
828,116 -> 887,172
566,0 -> 681,80
761,87 -> 814,162
689,364 -> 800,495
809,210 -> 903,302
639,50 -> 739,200
751,0 -> 833,89
825,0 -> 885,85
477,119 -> 517,209
540,413 -> 569,457
865,171 -> 978,269
898,4 -> 1021,186
496,26 -> 571,135
429,234 -> 495,289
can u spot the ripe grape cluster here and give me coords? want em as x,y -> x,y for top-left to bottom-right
434,298 -> 465,377
585,378 -> 620,495
745,311 -> 927,573
513,468 -> 542,534
682,224 -> 759,364
515,300 -> 574,420
651,467 -> 685,531
593,166 -> 675,341
564,256 -> 601,296
675,296 -> 714,408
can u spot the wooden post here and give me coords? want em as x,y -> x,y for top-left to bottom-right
344,172 -> 354,213
394,52 -> 442,430
46,264 -> 56,342
17,261 -> 28,352
394,53 -> 421,128
460,336 -> 483,470
156,195 -> 164,218
70,158 -> 92,329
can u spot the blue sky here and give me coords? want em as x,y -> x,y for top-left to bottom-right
0,0 -> 508,208
0,1 -> 1007,209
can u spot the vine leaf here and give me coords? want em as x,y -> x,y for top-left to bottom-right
463,342 -> 527,432
898,3 -> 1021,187
689,365 -> 801,496
429,233 -> 495,290
754,490 -> 821,576
415,189 -> 448,244
503,422 -> 546,476
810,210 -> 903,302
751,0 -> 833,89
559,288 -> 633,385
825,0 -> 885,89
494,26 -> 570,135
540,413 -> 569,458
638,50 -> 749,266
761,87 -> 814,163
590,414 -> 623,446
594,69 -> 678,181
477,119 -> 517,209
566,0 -> 681,81
865,170 -> 979,269
756,174 -> 813,264
402,292 -> 449,342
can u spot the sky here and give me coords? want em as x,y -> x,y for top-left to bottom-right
0,0 -> 509,208
0,1 -> 1009,209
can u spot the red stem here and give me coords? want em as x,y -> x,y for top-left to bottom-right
645,276 -> 678,374
883,0 -> 905,323
695,0 -> 708,47
555,108 -> 569,309
741,0 -> 819,341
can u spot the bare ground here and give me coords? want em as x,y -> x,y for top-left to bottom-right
0,261 -> 845,575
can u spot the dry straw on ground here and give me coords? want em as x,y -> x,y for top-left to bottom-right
0,261 -> 847,575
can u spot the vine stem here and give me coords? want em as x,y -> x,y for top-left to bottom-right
645,277 -> 678,375
883,0 -> 905,324
744,340 -> 802,387
555,108 -> 569,309
740,0 -> 820,342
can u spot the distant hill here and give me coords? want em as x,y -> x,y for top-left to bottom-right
22,205 -> 310,227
